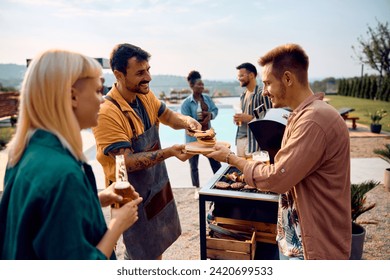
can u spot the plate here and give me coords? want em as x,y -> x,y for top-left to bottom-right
184,141 -> 231,155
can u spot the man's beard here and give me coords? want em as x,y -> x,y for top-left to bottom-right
271,84 -> 287,108
126,82 -> 149,95
240,80 -> 249,87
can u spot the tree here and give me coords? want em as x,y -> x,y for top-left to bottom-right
363,75 -> 371,99
352,20 -> 390,92
338,78 -> 346,96
369,77 -> 378,100
351,78 -> 358,97
380,76 -> 390,101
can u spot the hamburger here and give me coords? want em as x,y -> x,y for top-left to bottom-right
193,128 -> 216,146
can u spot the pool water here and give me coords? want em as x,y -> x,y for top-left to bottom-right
159,105 -> 237,148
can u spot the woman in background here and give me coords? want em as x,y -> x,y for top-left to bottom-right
0,49 -> 142,259
181,70 -> 221,199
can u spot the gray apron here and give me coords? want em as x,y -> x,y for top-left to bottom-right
123,124 -> 181,259
105,96 -> 181,259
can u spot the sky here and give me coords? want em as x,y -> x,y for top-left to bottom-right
0,0 -> 389,80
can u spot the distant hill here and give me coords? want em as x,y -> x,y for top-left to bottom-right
0,64 -> 242,96
103,73 -> 241,97
147,75 -> 241,97
0,63 -> 330,94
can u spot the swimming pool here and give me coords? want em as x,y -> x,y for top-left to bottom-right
159,99 -> 238,148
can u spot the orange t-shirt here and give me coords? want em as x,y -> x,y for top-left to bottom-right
92,84 -> 164,186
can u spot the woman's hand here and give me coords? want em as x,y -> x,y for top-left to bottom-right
97,192 -> 142,258
110,197 -> 143,232
98,183 -> 123,208
201,112 -> 211,125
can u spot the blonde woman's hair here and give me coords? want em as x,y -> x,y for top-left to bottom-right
8,49 -> 102,166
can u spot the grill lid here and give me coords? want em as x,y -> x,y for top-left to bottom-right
248,108 -> 290,163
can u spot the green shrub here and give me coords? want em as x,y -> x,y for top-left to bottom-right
0,127 -> 15,150
373,144 -> 390,164
351,180 -> 380,222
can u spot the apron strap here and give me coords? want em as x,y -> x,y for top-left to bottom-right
105,95 -> 138,140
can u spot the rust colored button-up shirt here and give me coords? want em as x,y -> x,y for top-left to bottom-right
243,93 -> 351,259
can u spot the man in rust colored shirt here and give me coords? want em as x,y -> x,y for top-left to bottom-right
207,44 -> 351,260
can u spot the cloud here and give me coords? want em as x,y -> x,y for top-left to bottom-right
2,0 -> 390,79
8,0 -> 191,18
190,15 -> 233,31
9,0 -> 68,8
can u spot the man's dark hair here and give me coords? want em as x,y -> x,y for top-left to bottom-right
236,62 -> 257,76
110,43 -> 151,75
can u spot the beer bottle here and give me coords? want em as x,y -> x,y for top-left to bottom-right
197,101 -> 203,121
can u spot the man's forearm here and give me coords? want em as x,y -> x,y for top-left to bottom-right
108,147 -> 170,172
170,113 -> 191,129
125,149 -> 168,172
228,153 -> 248,172
160,109 -> 190,130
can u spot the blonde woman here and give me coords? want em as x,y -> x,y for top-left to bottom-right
0,49 -> 142,259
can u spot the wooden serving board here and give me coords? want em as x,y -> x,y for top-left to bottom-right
184,141 -> 231,155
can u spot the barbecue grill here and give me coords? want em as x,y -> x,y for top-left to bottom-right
199,163 -> 280,260
198,108 -> 290,260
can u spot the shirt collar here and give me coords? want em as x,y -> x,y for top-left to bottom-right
287,92 -> 325,124
189,93 -> 203,103
30,129 -> 83,164
107,83 -> 133,112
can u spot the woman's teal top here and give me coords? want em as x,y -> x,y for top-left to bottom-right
0,130 -> 114,259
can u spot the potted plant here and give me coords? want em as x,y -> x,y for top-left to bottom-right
373,144 -> 390,191
10,115 -> 18,127
350,180 -> 380,260
369,109 -> 387,133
